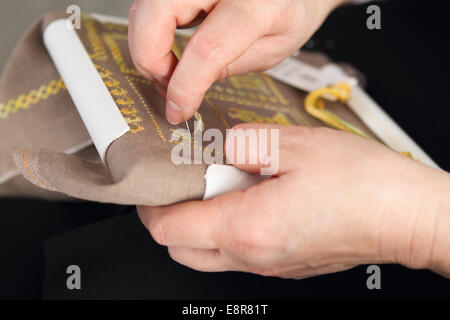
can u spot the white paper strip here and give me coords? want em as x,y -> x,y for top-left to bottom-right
265,57 -> 358,92
43,19 -> 130,162
203,164 -> 267,200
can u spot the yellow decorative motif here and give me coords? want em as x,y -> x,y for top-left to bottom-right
103,33 -> 142,77
127,76 -> 152,85
102,22 -> 128,32
228,73 -> 289,106
228,107 -> 292,125
262,73 -> 290,106
204,98 -> 231,129
83,16 -> 108,61
205,90 -> 309,126
125,75 -> 165,140
0,79 -> 66,119
95,64 -> 144,133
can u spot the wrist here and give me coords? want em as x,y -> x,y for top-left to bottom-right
427,171 -> 450,277
391,162 -> 450,274
332,0 -> 354,7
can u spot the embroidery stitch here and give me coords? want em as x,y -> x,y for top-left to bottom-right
96,64 -> 144,133
228,107 -> 292,125
83,16 -> 108,61
125,75 -> 166,140
0,78 -> 66,119
102,22 -> 128,33
204,98 -> 231,129
103,33 -> 142,77
205,90 -> 308,126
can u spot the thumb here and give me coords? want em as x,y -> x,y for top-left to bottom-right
165,2 -> 265,124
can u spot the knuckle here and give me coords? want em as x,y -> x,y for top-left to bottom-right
278,125 -> 313,151
149,218 -> 167,245
131,50 -> 153,74
168,75 -> 195,100
189,33 -> 227,65
167,247 -> 180,262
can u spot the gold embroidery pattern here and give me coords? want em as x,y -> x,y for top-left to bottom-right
205,90 -> 307,126
103,22 -> 128,33
103,33 -> 142,77
125,75 -> 165,140
262,74 -> 290,106
204,98 -> 231,129
208,73 -> 310,126
95,64 -> 144,133
228,107 -> 292,125
0,79 -> 66,119
127,76 -> 152,85
83,16 -> 108,61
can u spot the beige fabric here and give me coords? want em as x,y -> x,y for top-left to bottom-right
0,13 -> 97,199
2,13 -> 375,205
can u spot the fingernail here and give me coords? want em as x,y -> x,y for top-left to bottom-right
166,100 -> 183,125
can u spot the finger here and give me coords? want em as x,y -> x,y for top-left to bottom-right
217,34 -> 297,81
128,0 -> 178,85
165,0 -> 269,124
177,10 -> 208,29
225,123 -> 311,176
137,191 -> 242,249
168,247 -> 234,272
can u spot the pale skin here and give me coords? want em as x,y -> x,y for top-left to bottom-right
129,0 -> 450,279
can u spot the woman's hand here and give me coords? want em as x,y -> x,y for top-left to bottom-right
128,0 -> 348,124
137,124 -> 450,279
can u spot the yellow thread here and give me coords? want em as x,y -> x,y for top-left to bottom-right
193,111 -> 205,133
262,73 -> 290,106
102,22 -> 128,32
0,79 -> 66,119
103,33 -> 142,77
305,82 -> 413,158
205,91 -> 308,126
304,82 -> 370,138
169,129 -> 202,146
95,64 -> 144,133
172,40 -> 181,60
125,75 -> 166,141
228,107 -> 292,125
203,98 -> 229,129
127,76 -> 152,85
83,16 -> 108,61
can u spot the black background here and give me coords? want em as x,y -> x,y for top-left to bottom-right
0,0 -> 449,300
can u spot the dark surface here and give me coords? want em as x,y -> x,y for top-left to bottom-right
43,212 -> 449,300
1,0 -> 449,299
